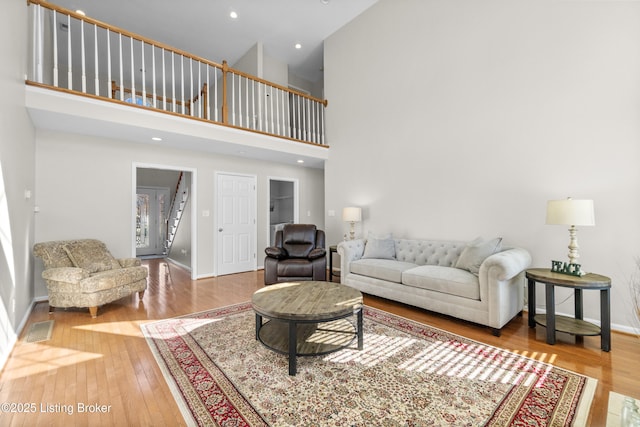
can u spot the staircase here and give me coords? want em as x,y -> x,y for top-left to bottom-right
165,172 -> 189,255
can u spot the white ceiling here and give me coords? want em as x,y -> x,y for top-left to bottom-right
51,0 -> 379,83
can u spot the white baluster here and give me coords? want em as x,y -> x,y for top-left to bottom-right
171,52 -> 176,112
106,29 -> 111,98
118,33 -> 123,100
258,83 -> 263,131
311,101 -> 316,143
320,102 -> 325,145
180,55 -> 185,114
130,36 -> 135,103
275,88 -> 281,135
94,24 -> 99,96
231,73 -> 236,125
52,10 -> 58,86
152,45 -> 156,108
81,20 -> 86,93
214,66 -> 219,121
189,58 -> 193,116
206,66 -> 210,120
281,90 -> 286,137
245,77 -> 249,128
305,98 -> 312,141
297,95 -> 302,140
238,75 -> 243,127
270,86 -> 274,134
197,61 -> 201,118
162,49 -> 166,110
31,5 -> 37,82
141,41 -> 146,104
67,14 -> 72,90
251,80 -> 256,129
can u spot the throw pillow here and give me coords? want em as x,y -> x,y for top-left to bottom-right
63,241 -> 117,274
362,232 -> 396,260
455,237 -> 503,275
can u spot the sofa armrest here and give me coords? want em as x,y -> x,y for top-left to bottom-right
117,258 -> 142,268
337,239 -> 366,281
42,267 -> 90,284
480,248 -> 532,281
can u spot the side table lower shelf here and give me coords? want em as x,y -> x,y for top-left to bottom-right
534,314 -> 601,337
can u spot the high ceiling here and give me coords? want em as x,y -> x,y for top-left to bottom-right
51,0 -> 379,83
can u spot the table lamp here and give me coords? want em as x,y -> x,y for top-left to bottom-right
546,197 -> 595,266
342,207 -> 361,240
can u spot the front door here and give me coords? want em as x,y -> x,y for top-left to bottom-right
136,187 -> 170,257
216,173 -> 257,275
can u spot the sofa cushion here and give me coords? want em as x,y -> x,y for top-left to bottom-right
362,233 -> 396,260
350,259 -> 418,283
34,243 -> 75,269
395,239 -> 464,267
402,266 -> 480,300
63,240 -> 119,273
79,266 -> 148,293
455,237 -> 503,275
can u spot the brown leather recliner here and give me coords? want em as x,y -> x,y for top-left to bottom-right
264,224 -> 327,285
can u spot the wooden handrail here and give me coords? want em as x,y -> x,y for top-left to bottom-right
27,0 -> 329,145
27,0 -> 327,106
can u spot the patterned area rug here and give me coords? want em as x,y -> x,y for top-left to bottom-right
141,303 -> 596,426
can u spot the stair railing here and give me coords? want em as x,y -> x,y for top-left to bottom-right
26,0 -> 328,146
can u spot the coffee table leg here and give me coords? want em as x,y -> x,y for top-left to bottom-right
357,308 -> 363,350
288,321 -> 297,376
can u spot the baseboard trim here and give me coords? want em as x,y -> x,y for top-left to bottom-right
0,297 -> 43,371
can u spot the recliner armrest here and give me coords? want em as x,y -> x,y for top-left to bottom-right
265,247 -> 288,259
308,248 -> 326,260
42,267 -> 90,284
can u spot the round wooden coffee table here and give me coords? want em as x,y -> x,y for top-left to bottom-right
252,281 -> 363,375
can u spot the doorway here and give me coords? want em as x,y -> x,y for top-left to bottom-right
136,187 -> 170,257
134,164 -> 197,279
268,178 -> 298,245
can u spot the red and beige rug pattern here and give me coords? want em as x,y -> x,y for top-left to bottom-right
141,302 -> 596,426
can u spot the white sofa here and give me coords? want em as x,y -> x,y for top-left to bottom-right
338,236 -> 532,335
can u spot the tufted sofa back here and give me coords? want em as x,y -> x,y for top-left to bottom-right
393,239 -> 466,267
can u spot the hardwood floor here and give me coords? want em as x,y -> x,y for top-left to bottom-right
1,258 -> 638,426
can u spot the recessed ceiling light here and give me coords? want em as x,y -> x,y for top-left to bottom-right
297,159 -> 304,164
321,0 -> 330,4
151,137 -> 162,141
75,10 -> 86,16
229,10 -> 238,19
295,43 -> 302,49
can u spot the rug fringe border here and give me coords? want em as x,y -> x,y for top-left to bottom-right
141,325 -> 199,427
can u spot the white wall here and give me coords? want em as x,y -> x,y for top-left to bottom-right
33,130 -> 324,294
0,0 -> 37,367
324,0 -> 640,331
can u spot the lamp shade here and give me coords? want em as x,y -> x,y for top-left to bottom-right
546,198 -> 595,226
342,207 -> 362,222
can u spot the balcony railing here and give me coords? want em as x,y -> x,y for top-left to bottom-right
26,0 -> 328,146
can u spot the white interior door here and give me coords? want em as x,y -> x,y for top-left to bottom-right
216,173 -> 257,275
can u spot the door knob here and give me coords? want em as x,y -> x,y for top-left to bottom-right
218,228 -> 223,232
